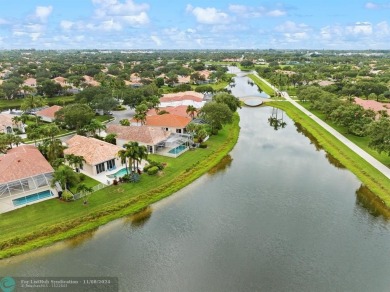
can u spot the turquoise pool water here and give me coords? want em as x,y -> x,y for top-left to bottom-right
168,144 -> 187,154
13,190 -> 53,207
107,167 -> 129,179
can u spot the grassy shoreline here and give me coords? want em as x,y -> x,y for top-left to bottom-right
269,101 -> 390,209
0,114 -> 240,259
247,74 -> 275,96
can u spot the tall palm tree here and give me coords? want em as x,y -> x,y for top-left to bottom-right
117,149 -> 130,175
51,165 -> 80,191
20,95 -> 46,112
186,105 -> 198,120
136,145 -> 148,171
65,154 -> 86,171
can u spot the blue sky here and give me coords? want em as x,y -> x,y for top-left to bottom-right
0,0 -> 389,50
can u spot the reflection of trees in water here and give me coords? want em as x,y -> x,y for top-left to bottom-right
208,155 -> 233,175
295,122 -> 345,169
66,228 -> 98,248
355,185 -> 390,220
268,108 -> 287,130
123,206 -> 152,229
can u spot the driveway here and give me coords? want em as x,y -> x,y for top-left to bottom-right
107,105 -> 135,125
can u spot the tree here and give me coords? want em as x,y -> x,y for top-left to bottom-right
20,95 -> 46,112
84,119 -> 106,136
200,102 -> 233,133
213,92 -> 241,112
155,77 -> 165,87
65,154 -> 86,171
120,119 -> 130,126
368,117 -> 390,155
37,79 -> 62,97
51,165 -> 80,191
105,133 -> 117,145
1,81 -> 20,99
240,60 -> 254,68
186,105 -> 198,120
55,104 -> 95,130
134,103 -> 148,125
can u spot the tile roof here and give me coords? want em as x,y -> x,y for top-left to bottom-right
0,113 -> 14,132
106,125 -> 171,144
0,145 -> 54,183
143,114 -> 191,128
147,105 -> 196,118
64,135 -> 122,166
160,91 -> 204,102
23,78 -> 37,87
35,105 -> 62,119
354,97 -> 390,115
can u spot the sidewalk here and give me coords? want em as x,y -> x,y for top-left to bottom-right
254,74 -> 390,180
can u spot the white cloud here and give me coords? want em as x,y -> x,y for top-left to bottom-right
365,1 -> 390,9
267,9 -> 286,17
228,4 -> 248,14
275,21 -> 310,33
376,21 -> 390,35
30,33 -> 41,41
0,18 -> 9,25
60,20 -> 74,30
35,6 -> 53,22
151,35 -> 162,46
186,5 -> 230,24
346,22 -> 373,35
122,11 -> 149,25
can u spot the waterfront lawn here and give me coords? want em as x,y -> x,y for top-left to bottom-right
69,174 -> 100,194
299,102 -> 390,167
0,114 -> 240,258
247,74 -> 275,96
0,96 -> 76,111
270,101 -> 390,207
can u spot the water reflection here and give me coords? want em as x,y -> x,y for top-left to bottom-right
294,121 -> 345,169
355,185 -> 390,220
66,228 -> 98,248
268,108 -> 287,130
123,206 -> 152,228
208,155 -> 233,175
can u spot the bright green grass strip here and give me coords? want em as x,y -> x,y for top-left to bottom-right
269,101 -> 390,208
299,102 -> 390,167
0,114 -> 240,259
247,74 -> 275,96
0,96 -> 75,110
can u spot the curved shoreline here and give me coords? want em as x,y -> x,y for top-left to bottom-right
0,115 -> 241,259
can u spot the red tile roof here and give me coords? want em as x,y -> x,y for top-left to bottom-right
141,114 -> 191,128
147,105 -> 196,118
36,105 -> 62,119
354,97 -> 390,115
64,135 -> 122,166
106,125 -> 171,144
160,91 -> 204,102
0,145 -> 54,183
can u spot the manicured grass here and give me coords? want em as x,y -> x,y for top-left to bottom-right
69,174 -> 100,194
299,102 -> 390,167
95,115 -> 113,123
247,74 -> 275,96
0,114 -> 240,258
0,96 -> 76,111
269,101 -> 390,209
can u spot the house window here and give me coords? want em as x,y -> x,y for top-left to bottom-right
106,159 -> 116,170
6,126 -> 12,134
165,128 -> 169,131
96,162 -> 106,174
176,129 -> 182,133
147,145 -> 153,153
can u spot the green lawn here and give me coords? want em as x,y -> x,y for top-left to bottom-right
247,74 -> 275,96
0,114 -> 240,258
0,96 -> 76,111
299,102 -> 390,167
95,115 -> 113,123
269,101 -> 390,208
69,174 -> 100,194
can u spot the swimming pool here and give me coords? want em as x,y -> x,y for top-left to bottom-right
168,144 -> 187,154
107,167 -> 129,179
13,190 -> 54,207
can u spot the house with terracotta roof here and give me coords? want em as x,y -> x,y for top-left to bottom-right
160,91 -> 206,108
0,113 -> 24,134
147,105 -> 196,119
64,135 -> 123,177
131,114 -> 191,134
0,145 -> 55,213
354,97 -> 390,117
23,78 -> 37,88
106,124 -> 171,153
35,105 -> 63,122
82,75 -> 100,87
52,76 -> 69,87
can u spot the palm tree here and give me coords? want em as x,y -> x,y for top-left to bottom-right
136,145 -> 148,171
51,165 -> 80,191
186,105 -> 197,120
117,149 -> 130,175
76,183 -> 93,204
27,127 -> 43,146
65,154 -> 86,171
20,95 -> 46,112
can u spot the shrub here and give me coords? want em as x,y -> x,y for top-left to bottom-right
144,160 -> 165,172
79,173 -> 87,181
122,174 -> 131,182
147,166 -> 159,175
62,190 -> 74,202
199,143 -> 208,148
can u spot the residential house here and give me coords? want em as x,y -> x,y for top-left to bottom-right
82,75 -> 100,87
23,78 -> 37,88
35,105 -> 62,123
0,145 -> 55,213
132,114 -> 191,134
147,105 -> 197,119
106,124 -> 171,153
64,135 -> 123,177
52,76 -> 69,87
0,113 -> 24,134
354,97 -> 390,117
159,91 -> 206,108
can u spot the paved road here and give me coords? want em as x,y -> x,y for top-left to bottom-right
255,73 -> 390,180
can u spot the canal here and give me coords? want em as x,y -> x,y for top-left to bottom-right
1,105 -> 390,291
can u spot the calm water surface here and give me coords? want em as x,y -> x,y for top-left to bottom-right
1,106 -> 390,291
